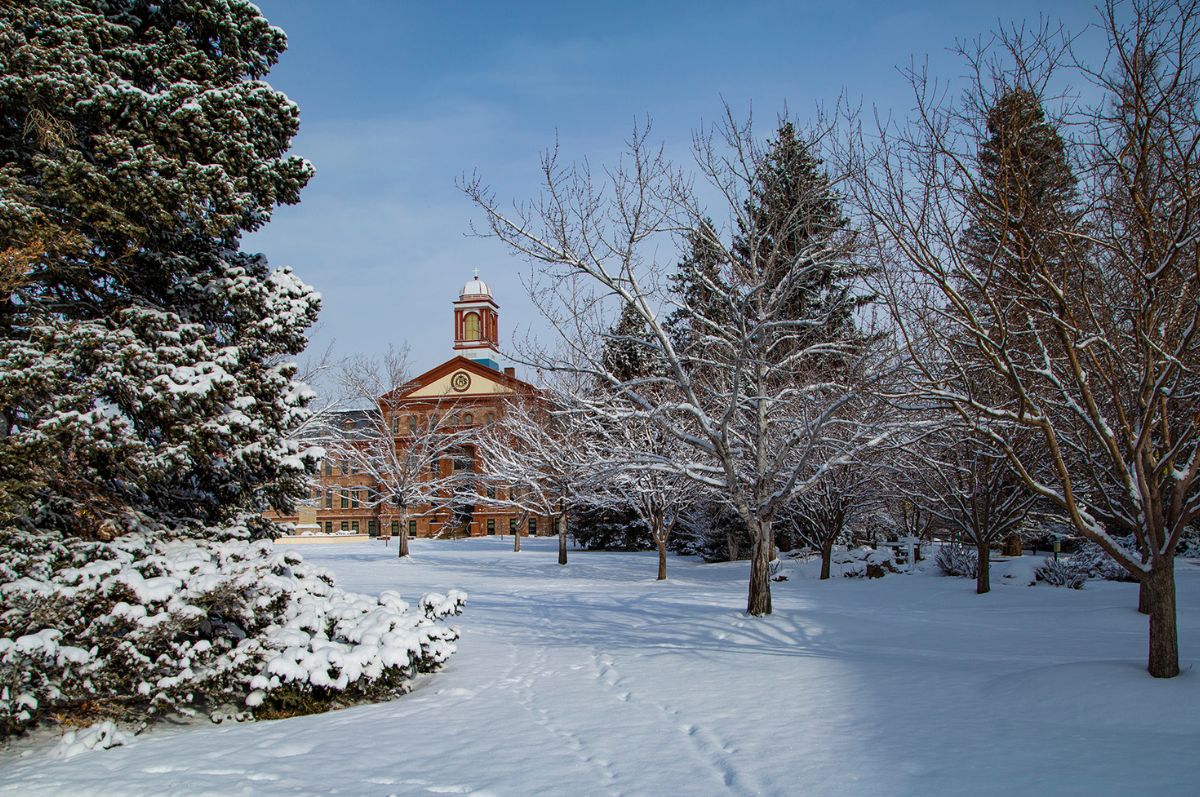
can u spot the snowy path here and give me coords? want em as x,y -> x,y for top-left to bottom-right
2,537 -> 1199,796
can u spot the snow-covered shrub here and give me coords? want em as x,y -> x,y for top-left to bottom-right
935,545 -> 979,578
570,506 -> 653,551
833,547 -> 897,578
1069,539 -> 1138,582
51,721 -> 130,760
1177,526 -> 1200,558
998,556 -> 1041,587
0,525 -> 466,739
1035,558 -> 1087,589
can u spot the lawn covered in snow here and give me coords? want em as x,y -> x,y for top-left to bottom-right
2,537 -> 1198,796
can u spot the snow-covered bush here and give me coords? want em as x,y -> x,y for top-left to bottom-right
1068,540 -> 1138,582
1035,558 -> 1087,589
0,525 -> 466,739
834,547 -> 897,578
935,545 -> 979,578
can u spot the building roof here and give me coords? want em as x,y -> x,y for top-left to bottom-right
379,355 -> 536,405
459,275 -> 491,299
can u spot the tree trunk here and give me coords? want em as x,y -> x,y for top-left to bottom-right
557,513 -> 568,565
1003,534 -> 1022,557
820,540 -> 834,580
657,535 -> 668,581
975,543 -> 990,595
746,526 -> 773,616
1138,580 -> 1150,614
398,515 -> 410,558
769,524 -> 777,562
1144,558 -> 1180,678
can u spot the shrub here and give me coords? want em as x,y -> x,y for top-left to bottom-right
0,523 -> 465,739
1035,557 -> 1087,589
834,547 -> 897,579
935,545 -> 979,578
1068,541 -> 1137,582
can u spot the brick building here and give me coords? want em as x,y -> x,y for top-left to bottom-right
268,275 -> 547,538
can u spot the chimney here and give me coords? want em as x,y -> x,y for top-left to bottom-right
504,367 -> 515,378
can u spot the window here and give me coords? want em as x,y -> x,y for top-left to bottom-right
464,312 -> 481,340
351,489 -> 360,509
351,521 -> 359,532
341,490 -> 349,509
324,460 -> 333,476
391,521 -> 399,537
368,520 -> 378,536
486,485 -> 495,500
339,459 -> 349,475
509,518 -> 518,534
430,459 -> 440,476
325,490 -> 333,509
528,518 -> 537,535
408,415 -> 417,433
409,519 -> 417,536
391,415 -> 399,435
340,521 -> 349,531
485,413 -> 495,425
325,521 -> 333,534
462,413 -> 474,426
487,519 -> 496,535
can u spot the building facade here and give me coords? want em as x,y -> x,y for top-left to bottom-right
267,275 -> 547,538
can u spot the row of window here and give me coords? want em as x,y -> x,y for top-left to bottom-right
320,518 -> 539,536
324,488 -> 368,509
318,481 -> 507,509
387,411 -> 497,435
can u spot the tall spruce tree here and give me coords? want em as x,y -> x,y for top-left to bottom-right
961,87 -> 1079,314
0,0 -> 320,538
956,87 -> 1079,562
602,301 -> 659,383
732,122 -> 865,350
664,218 -> 728,353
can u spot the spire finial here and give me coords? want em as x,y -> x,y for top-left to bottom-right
473,267 -> 480,280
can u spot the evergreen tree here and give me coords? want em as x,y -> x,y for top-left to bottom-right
731,122 -> 866,350
601,301 -> 659,383
956,87 -> 1080,563
960,87 -> 1079,313
0,0 -> 320,538
664,218 -> 728,352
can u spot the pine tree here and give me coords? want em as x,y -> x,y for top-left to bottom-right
0,1 -> 320,538
602,301 -> 659,383
960,87 -> 1078,314
956,87 -> 1079,570
664,218 -> 728,352
732,122 -> 866,351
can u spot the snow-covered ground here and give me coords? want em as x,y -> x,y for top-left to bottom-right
2,537 -> 1198,796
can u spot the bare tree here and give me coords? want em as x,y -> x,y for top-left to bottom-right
900,428 -> 1037,593
582,407 -> 700,580
850,1 -> 1200,675
464,113 -> 893,616
333,347 -> 466,558
471,391 -> 594,565
783,458 -> 881,580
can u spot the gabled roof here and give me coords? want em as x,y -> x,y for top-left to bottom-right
380,356 -> 536,405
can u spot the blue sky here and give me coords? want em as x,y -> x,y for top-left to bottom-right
247,0 -> 1098,378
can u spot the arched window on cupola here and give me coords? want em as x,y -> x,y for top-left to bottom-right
464,312 -> 481,340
